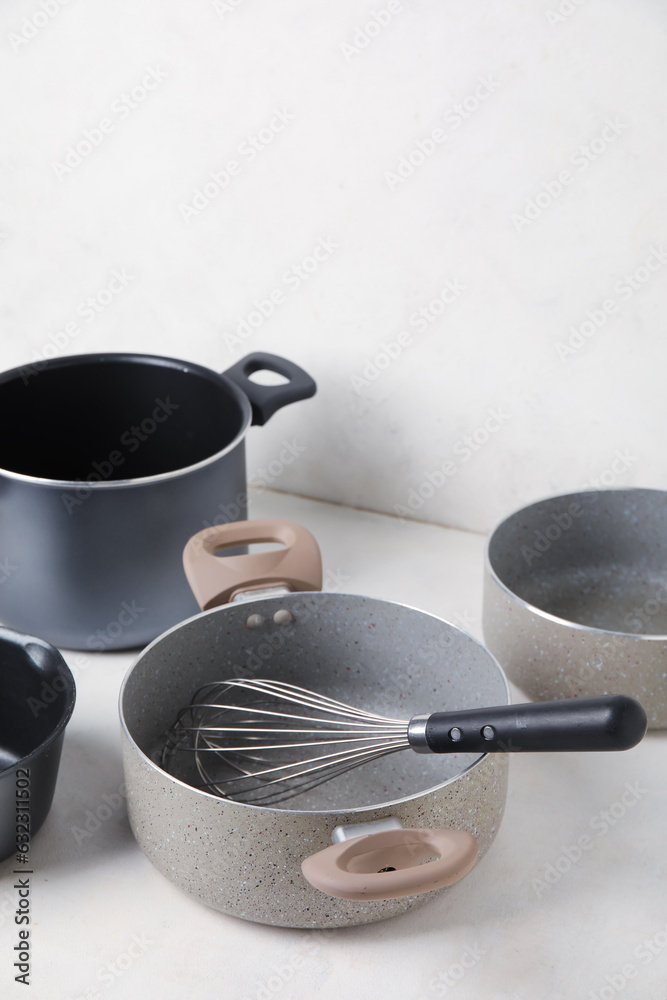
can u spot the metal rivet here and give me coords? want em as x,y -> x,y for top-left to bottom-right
272,609 -> 293,626
482,726 -> 495,740
449,727 -> 462,742
245,614 -> 265,629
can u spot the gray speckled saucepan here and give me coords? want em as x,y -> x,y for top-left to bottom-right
483,487 -> 667,728
119,520 -> 510,928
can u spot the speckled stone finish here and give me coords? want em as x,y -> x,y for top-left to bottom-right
483,488 -> 667,728
120,593 -> 510,928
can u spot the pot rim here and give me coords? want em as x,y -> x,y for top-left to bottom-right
486,486 -> 667,642
0,351 -> 253,488
0,628 -> 76,777
119,592 -> 512,817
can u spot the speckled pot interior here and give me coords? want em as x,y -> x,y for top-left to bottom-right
484,487 -> 667,726
120,592 -> 510,927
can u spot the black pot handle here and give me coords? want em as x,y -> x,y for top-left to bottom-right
221,353 -> 316,426
421,695 -> 647,754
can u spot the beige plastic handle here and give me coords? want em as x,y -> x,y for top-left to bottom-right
183,519 -> 323,610
301,828 -> 478,901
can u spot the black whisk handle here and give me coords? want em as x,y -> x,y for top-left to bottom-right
415,696 -> 647,754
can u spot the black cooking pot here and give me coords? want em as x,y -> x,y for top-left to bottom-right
0,627 -> 76,862
0,351 -> 315,649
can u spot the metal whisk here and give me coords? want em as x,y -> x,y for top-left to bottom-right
160,678 -> 646,805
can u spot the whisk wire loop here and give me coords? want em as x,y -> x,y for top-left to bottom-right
161,677 -> 413,804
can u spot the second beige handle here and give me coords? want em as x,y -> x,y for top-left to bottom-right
301,828 -> 478,901
183,519 -> 323,610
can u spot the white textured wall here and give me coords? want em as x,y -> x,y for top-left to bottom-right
1,0 -> 665,532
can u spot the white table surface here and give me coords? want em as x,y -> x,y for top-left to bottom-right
2,488 -> 665,1000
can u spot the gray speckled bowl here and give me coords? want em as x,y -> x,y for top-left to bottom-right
119,592 -> 510,928
483,488 -> 667,728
